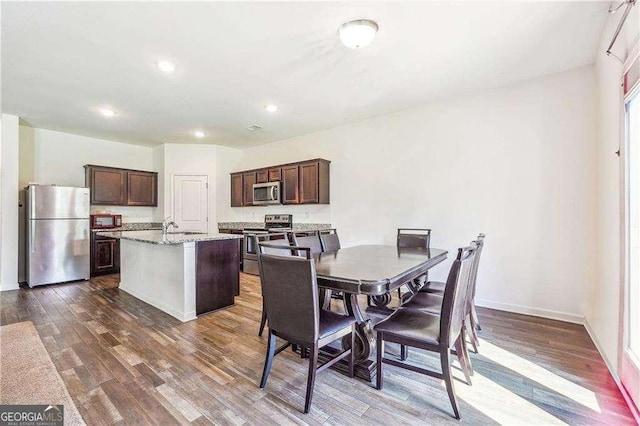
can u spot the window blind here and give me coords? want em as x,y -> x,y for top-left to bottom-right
625,42 -> 640,97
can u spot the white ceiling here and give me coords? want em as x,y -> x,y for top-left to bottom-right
1,1 -> 607,148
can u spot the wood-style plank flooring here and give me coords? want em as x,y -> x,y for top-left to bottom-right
0,273 -> 635,425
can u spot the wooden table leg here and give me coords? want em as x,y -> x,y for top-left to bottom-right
369,275 -> 426,310
315,293 -> 375,381
369,293 -> 392,308
342,294 -> 375,362
321,292 -> 417,382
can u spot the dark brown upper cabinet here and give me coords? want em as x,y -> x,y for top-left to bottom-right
86,166 -> 126,205
230,159 -> 330,207
299,160 -> 330,204
127,171 -> 157,206
85,165 -> 158,206
256,170 -> 269,183
282,165 -> 300,204
230,173 -> 243,207
268,168 -> 282,182
242,172 -> 256,206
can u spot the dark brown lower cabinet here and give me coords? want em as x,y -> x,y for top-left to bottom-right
195,239 -> 240,315
218,229 -> 244,268
91,233 -> 120,275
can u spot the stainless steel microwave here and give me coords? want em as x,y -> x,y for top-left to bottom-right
253,181 -> 281,205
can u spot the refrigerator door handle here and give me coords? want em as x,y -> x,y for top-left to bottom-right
30,221 -> 36,253
29,187 -> 35,220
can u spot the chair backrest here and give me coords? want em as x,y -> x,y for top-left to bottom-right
439,244 -> 477,347
257,245 -> 319,344
319,229 -> 341,253
397,228 -> 431,248
469,233 -> 485,302
290,232 -> 323,255
254,233 -> 295,256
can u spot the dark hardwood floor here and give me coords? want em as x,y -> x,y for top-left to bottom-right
0,273 -> 635,425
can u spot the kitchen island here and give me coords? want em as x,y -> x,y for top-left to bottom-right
97,230 -> 243,322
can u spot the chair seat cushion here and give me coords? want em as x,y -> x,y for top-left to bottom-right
402,292 -> 444,314
319,310 -> 356,339
418,280 -> 446,294
373,308 -> 441,345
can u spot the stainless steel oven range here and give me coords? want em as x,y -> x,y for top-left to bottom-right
242,214 -> 292,275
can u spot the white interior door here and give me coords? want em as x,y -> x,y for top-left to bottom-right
172,175 -> 208,232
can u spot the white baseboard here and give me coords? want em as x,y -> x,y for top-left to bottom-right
583,318 -> 640,424
583,317 -> 620,383
475,299 -> 584,324
0,283 -> 20,292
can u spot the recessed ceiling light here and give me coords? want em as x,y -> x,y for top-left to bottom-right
194,130 -> 206,138
265,104 -> 278,113
247,125 -> 262,131
157,60 -> 176,74
99,108 -> 116,117
338,19 -> 378,49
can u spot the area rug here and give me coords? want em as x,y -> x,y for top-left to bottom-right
0,321 -> 85,425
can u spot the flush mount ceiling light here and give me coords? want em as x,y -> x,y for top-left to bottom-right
265,104 -> 278,113
338,19 -> 378,49
247,125 -> 262,131
193,130 -> 206,138
99,107 -> 116,117
157,60 -> 176,74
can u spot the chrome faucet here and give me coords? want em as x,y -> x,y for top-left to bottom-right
162,216 -> 179,235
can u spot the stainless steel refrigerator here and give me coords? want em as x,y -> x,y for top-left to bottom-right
26,185 -> 90,287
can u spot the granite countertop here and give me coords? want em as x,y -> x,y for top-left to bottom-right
91,222 -> 162,232
218,222 -> 332,231
97,230 -> 243,245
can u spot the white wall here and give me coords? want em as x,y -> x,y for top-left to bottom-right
220,66 -> 598,322
215,145 -> 242,221
589,8 -> 639,376
19,127 -> 157,222
0,114 -> 20,291
17,127 -> 229,230
160,144 -> 219,233
152,144 -> 165,223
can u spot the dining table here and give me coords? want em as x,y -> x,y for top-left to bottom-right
313,244 -> 448,381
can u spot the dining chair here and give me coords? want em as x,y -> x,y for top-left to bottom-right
255,233 -> 294,337
397,228 -> 432,248
366,228 -> 432,307
397,228 -> 432,295
374,244 -> 477,420
398,240 -> 484,380
257,243 -> 355,414
397,292 -> 472,383
290,231 -> 334,311
318,229 -> 347,306
290,231 -> 324,256
418,233 -> 485,351
319,229 -> 341,253
402,234 -> 485,358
